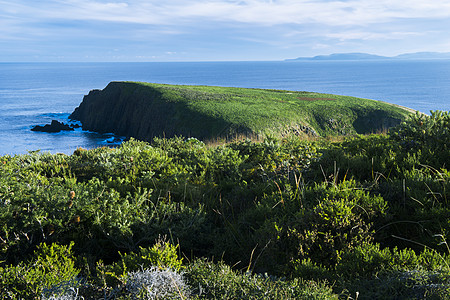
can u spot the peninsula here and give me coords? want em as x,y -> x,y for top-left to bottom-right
69,82 -> 414,142
285,51 -> 450,61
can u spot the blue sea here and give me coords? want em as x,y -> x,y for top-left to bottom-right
1,60 -> 449,155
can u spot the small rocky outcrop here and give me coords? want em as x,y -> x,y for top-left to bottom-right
31,120 -> 74,133
280,124 -> 319,137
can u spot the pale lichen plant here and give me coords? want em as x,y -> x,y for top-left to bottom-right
41,278 -> 82,300
126,267 -> 190,299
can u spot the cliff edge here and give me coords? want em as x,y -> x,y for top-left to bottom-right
70,82 -> 414,141
70,82 -> 239,141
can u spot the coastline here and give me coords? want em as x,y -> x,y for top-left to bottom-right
1,61 -> 449,154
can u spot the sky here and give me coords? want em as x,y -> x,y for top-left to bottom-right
1,0 -> 450,62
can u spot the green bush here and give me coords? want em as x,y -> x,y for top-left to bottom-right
310,134 -> 395,182
335,243 -> 449,278
99,238 -> 183,287
1,116 -> 450,299
313,111 -> 450,183
185,259 -> 338,299
0,242 -> 79,299
260,180 -> 387,271
341,269 -> 450,300
291,242 -> 450,299
390,111 -> 450,168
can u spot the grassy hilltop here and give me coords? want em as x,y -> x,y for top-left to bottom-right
70,82 -> 413,141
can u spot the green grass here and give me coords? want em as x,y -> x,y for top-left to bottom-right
130,82 -> 414,137
72,82 -> 414,141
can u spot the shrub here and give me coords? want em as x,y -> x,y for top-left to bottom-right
1,124 -> 450,299
41,278 -> 82,300
125,267 -> 189,300
0,242 -> 79,299
335,243 -> 450,278
389,110 -> 450,169
291,243 -> 450,298
309,134 -> 395,182
99,238 -> 184,287
341,269 -> 450,300
185,259 -> 337,299
261,180 -> 387,272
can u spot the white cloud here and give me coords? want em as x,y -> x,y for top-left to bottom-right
3,0 -> 450,27
2,0 -> 450,60
313,43 -> 332,50
325,31 -> 424,42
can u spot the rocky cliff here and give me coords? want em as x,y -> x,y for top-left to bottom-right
69,82 -> 238,141
70,81 -> 413,142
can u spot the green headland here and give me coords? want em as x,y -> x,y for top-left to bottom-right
70,81 -> 414,141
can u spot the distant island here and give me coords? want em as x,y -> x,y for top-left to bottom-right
286,52 -> 450,61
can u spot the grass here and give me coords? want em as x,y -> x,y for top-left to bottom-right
71,82 -> 414,141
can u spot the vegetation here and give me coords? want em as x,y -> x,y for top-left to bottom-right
70,82 -> 414,141
143,82 -> 412,136
1,111 -> 450,299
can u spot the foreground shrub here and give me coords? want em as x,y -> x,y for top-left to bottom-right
185,259 -> 338,299
0,242 -> 79,299
100,238 -> 183,286
42,278 -> 83,300
258,180 -> 387,273
292,242 -> 450,299
1,119 -> 450,299
342,269 -> 450,300
390,110 -> 450,168
314,111 -> 450,183
125,267 -> 189,300
335,243 -> 449,278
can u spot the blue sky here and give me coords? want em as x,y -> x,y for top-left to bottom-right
1,0 -> 450,62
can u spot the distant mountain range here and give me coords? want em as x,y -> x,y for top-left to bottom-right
286,52 -> 450,61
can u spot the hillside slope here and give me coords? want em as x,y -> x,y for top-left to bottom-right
69,82 -> 414,141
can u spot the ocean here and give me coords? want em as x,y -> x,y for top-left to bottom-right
1,60 -> 449,155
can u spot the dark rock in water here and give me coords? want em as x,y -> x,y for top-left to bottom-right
31,120 -> 74,133
70,123 -> 81,129
106,137 -> 123,144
